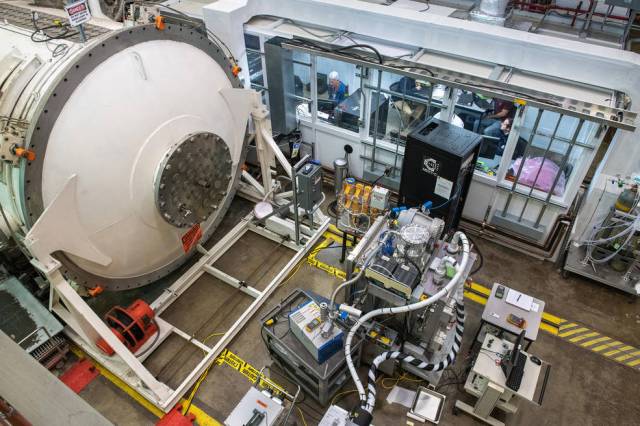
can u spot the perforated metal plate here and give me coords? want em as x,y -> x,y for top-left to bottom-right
156,132 -> 232,228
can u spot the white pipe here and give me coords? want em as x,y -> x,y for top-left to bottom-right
329,226 -> 395,313
260,127 -> 293,179
343,231 -> 470,403
329,245 -> 379,312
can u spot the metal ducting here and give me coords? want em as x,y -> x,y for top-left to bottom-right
470,0 -> 510,26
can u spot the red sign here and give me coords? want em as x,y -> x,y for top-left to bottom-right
181,223 -> 203,253
64,0 -> 91,27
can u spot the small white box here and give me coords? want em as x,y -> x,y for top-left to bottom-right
370,186 -> 390,211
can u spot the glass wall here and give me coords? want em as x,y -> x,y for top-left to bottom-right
245,32 -> 601,206
503,107 -> 597,200
245,33 -> 268,105
314,57 -> 362,133
292,52 -> 312,120
366,70 -> 444,143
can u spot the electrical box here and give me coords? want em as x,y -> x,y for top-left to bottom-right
399,118 -> 481,233
289,300 -> 343,363
296,163 -> 323,211
224,387 -> 284,426
370,186 -> 390,211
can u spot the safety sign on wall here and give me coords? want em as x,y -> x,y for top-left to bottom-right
64,0 -> 91,27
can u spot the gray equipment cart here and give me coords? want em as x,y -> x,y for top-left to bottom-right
260,289 -> 363,405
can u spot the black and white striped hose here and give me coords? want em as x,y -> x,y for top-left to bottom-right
343,231 -> 470,409
363,299 -> 465,413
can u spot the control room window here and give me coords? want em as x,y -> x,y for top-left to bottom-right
292,52 -> 312,121
368,71 -> 444,143
463,94 -> 517,177
315,57 -> 361,133
245,34 -> 265,89
504,107 -> 597,199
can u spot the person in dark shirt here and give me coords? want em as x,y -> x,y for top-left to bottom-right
390,76 -> 429,123
475,98 -> 516,140
328,71 -> 348,105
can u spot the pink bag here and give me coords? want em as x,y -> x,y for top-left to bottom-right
510,157 -> 566,196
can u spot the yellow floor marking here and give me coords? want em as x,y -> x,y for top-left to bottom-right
558,327 -> 589,338
559,322 -> 579,331
615,350 -> 640,362
569,332 -> 600,343
463,290 -> 489,306
604,346 -> 632,357
592,341 -> 623,352
468,282 -> 491,296
543,312 -> 563,326
581,336 -> 610,347
627,358 -> 640,367
539,322 -> 559,335
70,345 -> 222,425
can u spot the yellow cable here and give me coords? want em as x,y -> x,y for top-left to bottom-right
201,332 -> 226,346
380,373 -> 424,390
331,376 -> 383,406
183,360 -> 215,415
296,407 -> 308,426
184,331 -> 228,415
331,389 -> 359,406
278,258 -> 305,288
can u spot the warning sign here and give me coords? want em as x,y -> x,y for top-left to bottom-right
64,0 -> 91,27
181,223 -> 203,253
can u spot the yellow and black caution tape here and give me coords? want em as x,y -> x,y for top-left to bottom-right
307,236 -> 640,372
305,232 -> 350,280
555,322 -> 640,369
214,348 -> 287,397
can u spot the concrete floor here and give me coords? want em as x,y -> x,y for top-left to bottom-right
77,196 -> 640,426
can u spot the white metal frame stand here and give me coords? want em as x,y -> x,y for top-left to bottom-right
25,93 -> 330,412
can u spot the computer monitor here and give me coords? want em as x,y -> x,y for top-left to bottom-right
317,98 -> 337,114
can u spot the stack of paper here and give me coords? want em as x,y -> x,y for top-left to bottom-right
506,289 -> 533,311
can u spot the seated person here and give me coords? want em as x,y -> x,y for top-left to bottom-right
390,76 -> 428,124
328,71 -> 348,105
474,98 -> 516,139
496,117 -> 512,155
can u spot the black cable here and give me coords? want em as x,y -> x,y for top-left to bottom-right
466,235 -> 484,275
287,38 -> 381,66
156,5 -> 237,63
31,13 -> 79,43
371,166 -> 392,186
332,44 -> 383,64
391,64 -> 436,77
